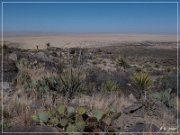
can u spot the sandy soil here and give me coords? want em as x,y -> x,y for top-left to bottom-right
2,33 -> 178,49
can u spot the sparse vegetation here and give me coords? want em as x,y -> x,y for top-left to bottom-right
2,42 -> 178,132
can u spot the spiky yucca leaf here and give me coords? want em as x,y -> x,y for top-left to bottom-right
102,80 -> 119,92
132,72 -> 152,91
60,68 -> 82,98
115,56 -> 129,69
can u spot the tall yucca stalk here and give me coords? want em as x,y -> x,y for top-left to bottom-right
132,72 -> 152,100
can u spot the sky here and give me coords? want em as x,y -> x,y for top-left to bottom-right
2,1 -> 178,34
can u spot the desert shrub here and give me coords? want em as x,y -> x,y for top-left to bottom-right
16,58 -> 44,70
101,80 -> 119,92
46,43 -> 50,48
111,71 -> 130,87
102,60 -> 107,65
17,72 -> 61,95
131,72 -> 152,99
32,104 -> 121,132
154,73 -> 178,95
0,108 -> 11,119
154,64 -> 160,68
60,68 -> 83,98
92,60 -> 97,65
3,44 -> 8,49
86,68 -> 110,91
115,56 -> 129,69
16,72 -> 31,89
150,89 -> 175,108
135,67 -> 142,72
0,108 -> 11,130
160,73 -> 177,92
166,67 -> 171,72
27,77 -> 61,93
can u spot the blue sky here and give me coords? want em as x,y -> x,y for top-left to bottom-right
2,1 -> 178,34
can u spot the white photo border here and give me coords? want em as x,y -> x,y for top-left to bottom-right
1,1 -> 179,134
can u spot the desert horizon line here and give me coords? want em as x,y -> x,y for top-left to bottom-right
2,31 -> 178,35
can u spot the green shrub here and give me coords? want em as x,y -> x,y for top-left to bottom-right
3,44 -> 8,49
17,72 -> 31,89
151,88 -> 175,108
92,60 -> 97,65
166,67 -> 171,72
115,56 -> 129,69
102,80 -> 119,92
131,72 -> 152,99
154,64 -> 160,68
102,60 -> 107,65
17,72 -> 61,94
46,43 -> 50,48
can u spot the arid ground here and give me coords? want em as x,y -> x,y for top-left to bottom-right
3,33 -> 177,49
1,33 -> 179,134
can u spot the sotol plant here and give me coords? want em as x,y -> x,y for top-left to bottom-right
131,72 -> 152,100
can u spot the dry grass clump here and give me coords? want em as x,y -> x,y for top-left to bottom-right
74,92 -> 136,113
15,58 -> 58,80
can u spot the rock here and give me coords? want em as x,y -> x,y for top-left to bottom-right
127,123 -> 159,132
1,82 -> 10,90
2,60 -> 18,82
123,102 -> 143,114
9,53 -> 18,61
128,93 -> 137,102
30,102 -> 43,109
35,52 -> 52,62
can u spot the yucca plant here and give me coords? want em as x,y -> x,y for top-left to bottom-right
60,68 -> 82,98
102,80 -> 119,92
115,56 -> 129,70
131,72 -> 152,100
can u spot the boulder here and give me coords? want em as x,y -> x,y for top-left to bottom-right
8,53 -> 18,61
35,52 -> 52,62
0,82 -> 10,91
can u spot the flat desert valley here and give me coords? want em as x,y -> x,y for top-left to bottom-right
3,33 -> 178,49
